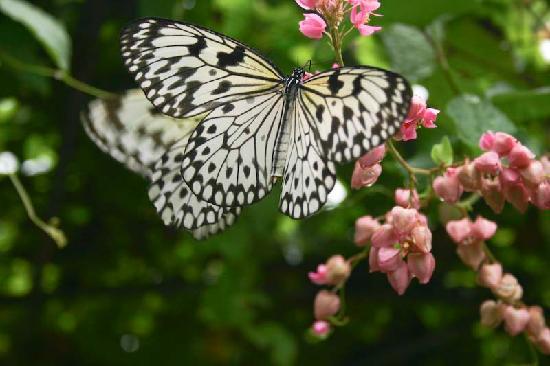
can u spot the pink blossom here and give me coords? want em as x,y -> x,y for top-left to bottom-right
395,188 -> 420,209
308,264 -> 329,285
387,261 -> 411,295
421,108 -> 439,128
356,24 -> 382,36
351,161 -> 382,189
493,274 -> 523,302
526,306 -> 546,336
474,151 -> 501,175
479,131 -> 496,151
480,175 -> 505,213
354,216 -> 380,246
406,95 -> 427,122
533,181 -> 550,210
407,253 -> 435,284
503,181 -> 530,213
520,160 -> 544,185
411,225 -> 432,253
478,263 -> 503,288
446,218 -> 473,244
299,13 -> 326,39
371,224 -> 398,247
433,168 -> 463,203
369,246 -> 380,272
493,132 -> 517,156
456,242 -> 486,269
358,145 -> 386,168
295,0 -> 318,10
480,300 -> 503,328
458,162 -> 481,191
325,255 -> 351,285
471,216 -> 497,241
500,167 -> 521,187
350,4 -> 369,25
397,120 -> 418,141
377,247 -> 402,272
314,290 -> 340,320
502,306 -> 530,336
536,328 -> 550,354
311,320 -> 330,337
390,206 -> 418,236
508,144 -> 535,168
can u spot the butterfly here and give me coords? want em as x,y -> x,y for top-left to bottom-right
118,17 -> 412,237
82,89 -> 240,239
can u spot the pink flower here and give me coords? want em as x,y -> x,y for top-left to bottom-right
503,181 -> 530,213
407,253 -> 435,284
480,300 -> 503,328
493,132 -> 517,156
369,247 -> 380,272
354,216 -> 380,246
356,24 -> 382,36
508,144 -> 535,168
295,0 -> 318,10
411,225 -> 432,253
480,175 -> 505,213
533,181 -> 550,210
471,216 -> 497,241
421,108 -> 439,128
406,95 -> 427,122
371,224 -> 398,248
349,0 -> 381,36
458,162 -> 481,192
397,120 -> 418,141
479,131 -> 496,151
478,263 -> 503,288
500,167 -> 521,187
299,13 -> 326,39
387,261 -> 411,295
446,218 -> 473,244
456,241 -> 486,269
520,160 -> 544,185
350,4 -> 369,25
493,274 -> 523,302
308,264 -> 329,285
526,306 -> 546,336
502,306 -> 530,336
474,151 -> 501,175
536,328 -> 550,354
311,320 -> 330,337
314,290 -> 340,320
433,168 -> 463,203
395,188 -> 420,209
377,247 -> 402,272
358,145 -> 386,168
351,161 -> 382,189
390,206 -> 418,236
325,255 -> 351,285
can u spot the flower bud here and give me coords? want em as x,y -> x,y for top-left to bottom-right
500,167 -> 521,187
377,247 -> 402,272
474,152 -> 501,175
471,216 -> 497,241
458,162 -> 481,192
493,274 -> 523,302
479,131 -> 496,151
478,263 -> 503,288
394,188 -> 420,209
480,176 -> 505,213
503,181 -> 530,213
520,160 -> 544,185
533,181 -> 550,210
314,290 -> 340,320
480,300 -> 502,328
493,132 -> 517,156
371,224 -> 398,248
411,225 -> 432,253
503,306 -> 530,336
311,320 -> 330,338
407,252 -> 435,284
351,161 -> 382,189
535,328 -> 550,354
358,145 -> 386,168
369,246 -> 380,273
446,218 -> 473,244
325,255 -> 351,286
433,168 -> 463,203
421,108 -> 439,128
387,261 -> 411,295
508,144 -> 535,169
354,216 -> 380,246
299,13 -> 326,39
308,264 -> 328,285
390,206 -> 418,236
456,241 -> 486,270
296,0 -> 318,10
526,306 -> 546,336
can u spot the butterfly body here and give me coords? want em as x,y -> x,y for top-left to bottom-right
114,17 -> 412,236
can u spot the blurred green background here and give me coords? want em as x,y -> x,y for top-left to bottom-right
0,0 -> 549,364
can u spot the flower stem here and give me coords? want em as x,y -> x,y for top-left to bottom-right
9,174 -> 67,248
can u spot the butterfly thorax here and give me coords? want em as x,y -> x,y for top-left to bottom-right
271,68 -> 306,180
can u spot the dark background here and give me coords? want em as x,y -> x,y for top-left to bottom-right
0,0 -> 549,365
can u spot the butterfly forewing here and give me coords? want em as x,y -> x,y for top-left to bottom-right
120,18 -> 284,118
300,67 -> 412,163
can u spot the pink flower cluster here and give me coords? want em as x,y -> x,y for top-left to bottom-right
434,132 -> 549,212
395,95 -> 439,141
351,145 -> 385,189
296,0 -> 381,39
446,216 -> 496,269
355,203 -> 435,295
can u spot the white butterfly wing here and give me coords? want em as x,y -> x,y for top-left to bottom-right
120,18 -> 284,118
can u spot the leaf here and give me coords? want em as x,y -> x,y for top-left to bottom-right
491,88 -> 550,122
431,135 -> 453,165
446,94 -> 516,149
381,23 -> 436,82
0,0 -> 71,70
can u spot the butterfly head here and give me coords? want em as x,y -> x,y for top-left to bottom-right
291,67 -> 306,82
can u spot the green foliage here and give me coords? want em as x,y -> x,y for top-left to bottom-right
431,135 -> 453,166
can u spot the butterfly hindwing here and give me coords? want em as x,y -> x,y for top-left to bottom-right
120,18 -> 284,118
300,66 -> 412,163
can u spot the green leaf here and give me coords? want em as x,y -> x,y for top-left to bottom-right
446,94 -> 516,149
381,23 -> 436,82
0,98 -> 18,123
0,0 -> 71,70
491,88 -> 550,122
431,135 -> 453,165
